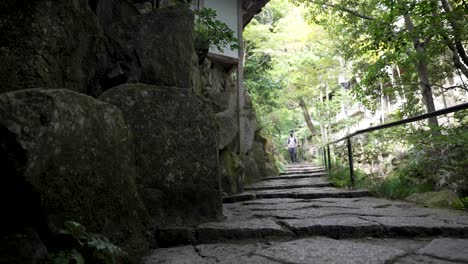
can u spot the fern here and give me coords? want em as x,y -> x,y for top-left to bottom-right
49,221 -> 129,264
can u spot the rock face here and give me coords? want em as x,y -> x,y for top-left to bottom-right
0,0 -> 141,97
107,7 -> 194,88
215,110 -> 239,151
0,0 -> 102,94
0,89 -> 150,260
196,58 -> 278,195
220,150 -> 244,195
92,0 -> 139,30
99,83 -> 223,226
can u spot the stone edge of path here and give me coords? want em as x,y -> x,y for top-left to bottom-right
143,236 -> 468,264
244,183 -> 333,191
262,173 -> 327,181
154,215 -> 468,248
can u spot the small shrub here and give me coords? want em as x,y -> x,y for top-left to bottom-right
369,174 -> 433,200
48,221 -> 129,264
452,196 -> 468,209
194,8 -> 239,52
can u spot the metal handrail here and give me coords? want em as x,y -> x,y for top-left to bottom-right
322,102 -> 468,187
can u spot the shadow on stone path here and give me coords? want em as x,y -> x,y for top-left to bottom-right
143,163 -> 468,263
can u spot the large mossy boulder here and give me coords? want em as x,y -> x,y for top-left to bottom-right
405,190 -> 461,208
240,109 -> 256,154
215,110 -> 239,151
198,60 -> 237,113
92,0 -> 139,30
0,89 -> 150,261
0,0 -> 102,94
0,0 -> 140,97
107,7 -> 194,88
99,83 -> 223,227
220,150 -> 244,195
242,154 -> 263,185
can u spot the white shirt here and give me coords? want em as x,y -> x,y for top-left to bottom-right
287,136 -> 298,148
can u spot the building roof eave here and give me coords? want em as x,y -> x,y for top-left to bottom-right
242,0 -> 270,28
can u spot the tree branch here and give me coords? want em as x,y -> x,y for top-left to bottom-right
321,2 -> 375,20
440,0 -> 468,66
432,83 -> 468,92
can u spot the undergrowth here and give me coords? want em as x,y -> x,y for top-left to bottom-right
47,221 -> 129,264
328,110 -> 468,202
329,161 -> 432,200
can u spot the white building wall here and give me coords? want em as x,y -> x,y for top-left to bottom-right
204,0 -> 239,59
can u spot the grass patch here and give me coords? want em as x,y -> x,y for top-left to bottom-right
329,164 -> 432,200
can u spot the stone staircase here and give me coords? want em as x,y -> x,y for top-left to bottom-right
143,163 -> 468,263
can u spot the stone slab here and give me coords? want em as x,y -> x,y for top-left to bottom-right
155,227 -> 196,247
142,237 -> 468,264
242,201 -> 324,211
141,246 -> 205,264
226,197 -> 468,223
395,254 -> 464,264
223,193 -> 256,203
280,169 -> 325,175
245,177 -> 332,191
362,216 -> 468,237
281,217 -> 385,238
196,219 -> 292,243
416,238 -> 468,262
262,172 -> 326,181
347,237 -> 431,253
255,237 -> 405,264
254,187 -> 371,199
196,242 -> 269,263
218,255 -> 281,264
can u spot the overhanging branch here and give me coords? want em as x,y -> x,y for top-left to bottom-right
322,2 -> 375,20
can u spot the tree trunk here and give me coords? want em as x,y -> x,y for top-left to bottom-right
299,98 -> 317,135
448,42 -> 468,78
440,0 -> 468,66
400,5 -> 439,126
415,45 -> 439,126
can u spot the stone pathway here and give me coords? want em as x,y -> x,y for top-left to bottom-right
143,164 -> 468,263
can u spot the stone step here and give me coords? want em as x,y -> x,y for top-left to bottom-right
155,197 -> 468,248
143,237 -> 468,264
285,164 -> 321,168
245,178 -> 333,191
281,169 -> 325,175
224,187 -> 369,203
263,172 -> 327,181
283,167 -> 324,171
253,187 -> 371,199
223,193 -> 256,203
154,215 -> 468,248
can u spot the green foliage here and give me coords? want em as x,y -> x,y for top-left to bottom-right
50,249 -> 84,264
329,160 -> 432,199
275,159 -> 286,173
369,175 -> 433,200
194,8 -> 238,52
48,221 -> 129,264
451,196 -> 468,209
244,0 -> 357,161
292,0 -> 468,115
394,112 -> 468,195
330,110 -> 468,199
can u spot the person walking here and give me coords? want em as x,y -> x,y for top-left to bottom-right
287,131 -> 298,163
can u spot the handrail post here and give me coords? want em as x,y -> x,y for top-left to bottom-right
323,147 -> 328,170
347,138 -> 355,188
327,145 -> 332,171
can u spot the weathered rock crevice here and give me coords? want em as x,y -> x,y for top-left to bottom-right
194,57 -> 279,196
